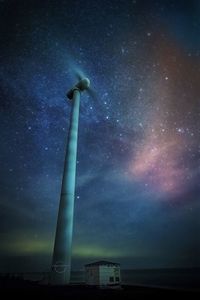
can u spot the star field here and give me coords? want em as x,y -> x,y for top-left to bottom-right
0,0 -> 199,272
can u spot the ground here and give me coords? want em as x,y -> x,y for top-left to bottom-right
0,277 -> 199,299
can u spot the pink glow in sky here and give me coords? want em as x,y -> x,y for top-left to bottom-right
129,131 -> 189,196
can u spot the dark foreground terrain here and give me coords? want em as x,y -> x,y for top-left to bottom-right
0,277 -> 199,299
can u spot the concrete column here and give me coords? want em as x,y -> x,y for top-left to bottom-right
51,89 -> 80,285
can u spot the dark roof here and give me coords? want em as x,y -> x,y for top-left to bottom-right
85,260 -> 120,267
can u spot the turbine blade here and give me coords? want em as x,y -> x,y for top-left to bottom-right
74,71 -> 83,81
73,67 -> 86,81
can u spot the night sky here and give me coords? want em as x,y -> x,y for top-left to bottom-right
0,0 -> 200,272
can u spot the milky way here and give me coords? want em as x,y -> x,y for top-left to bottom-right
0,0 -> 199,272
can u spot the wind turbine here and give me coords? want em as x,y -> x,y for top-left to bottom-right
51,74 -> 91,285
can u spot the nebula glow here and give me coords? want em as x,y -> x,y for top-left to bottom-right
130,132 -> 187,196
0,0 -> 199,272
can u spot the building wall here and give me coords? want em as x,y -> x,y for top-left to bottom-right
85,266 -> 99,285
99,266 -> 121,285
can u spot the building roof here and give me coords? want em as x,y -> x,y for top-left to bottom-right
85,260 -> 120,267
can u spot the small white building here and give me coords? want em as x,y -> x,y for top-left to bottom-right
85,260 -> 121,287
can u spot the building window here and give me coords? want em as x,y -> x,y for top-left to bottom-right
115,277 -> 120,282
109,276 -> 114,282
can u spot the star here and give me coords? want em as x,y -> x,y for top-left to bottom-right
0,0 -> 199,275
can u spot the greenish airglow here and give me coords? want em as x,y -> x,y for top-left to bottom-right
1,235 -> 153,258
1,239 -> 123,257
72,245 -> 123,258
0,236 -> 53,255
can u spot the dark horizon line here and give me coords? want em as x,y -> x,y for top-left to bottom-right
1,266 -> 200,275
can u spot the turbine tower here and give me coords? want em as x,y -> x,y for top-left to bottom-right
51,77 -> 90,285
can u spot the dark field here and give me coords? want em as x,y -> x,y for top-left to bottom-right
0,278 -> 199,299
0,268 -> 199,298
71,268 -> 200,290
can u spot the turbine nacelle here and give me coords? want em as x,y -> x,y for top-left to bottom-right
67,78 -> 90,99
